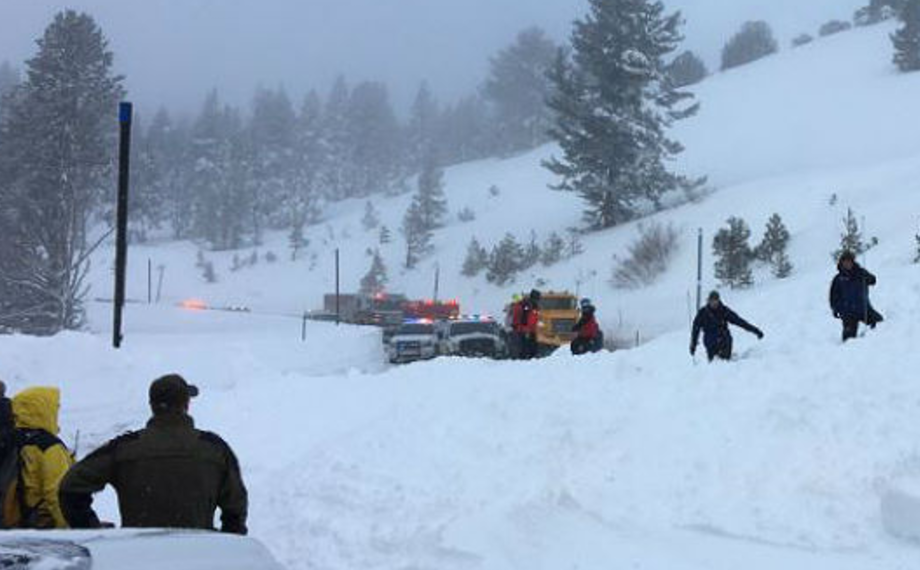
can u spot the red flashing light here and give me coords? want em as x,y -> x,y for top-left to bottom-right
180,299 -> 208,311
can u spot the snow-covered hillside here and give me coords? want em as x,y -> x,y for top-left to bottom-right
4,18 -> 920,570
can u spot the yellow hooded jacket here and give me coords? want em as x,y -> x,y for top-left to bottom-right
11,387 -> 73,529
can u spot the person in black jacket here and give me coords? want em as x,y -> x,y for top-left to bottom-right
691,291 -> 764,362
829,251 -> 883,342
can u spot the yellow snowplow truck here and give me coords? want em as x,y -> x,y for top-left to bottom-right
535,292 -> 580,350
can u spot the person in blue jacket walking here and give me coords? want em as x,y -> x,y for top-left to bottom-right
829,250 -> 883,342
691,291 -> 764,362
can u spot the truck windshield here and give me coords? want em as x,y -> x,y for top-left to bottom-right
540,298 -> 577,310
450,322 -> 496,336
398,324 -> 435,335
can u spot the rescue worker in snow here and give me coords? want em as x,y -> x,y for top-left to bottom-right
571,299 -> 603,355
830,250 -> 883,342
690,291 -> 764,362
512,289 -> 541,359
60,374 -> 248,535
10,387 -> 75,529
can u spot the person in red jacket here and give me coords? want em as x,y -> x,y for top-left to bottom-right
571,300 -> 602,355
512,290 -> 541,359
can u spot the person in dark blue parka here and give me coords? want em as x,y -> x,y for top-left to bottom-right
829,250 -> 883,342
691,291 -> 764,362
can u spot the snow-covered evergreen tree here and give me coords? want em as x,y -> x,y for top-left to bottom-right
188,91 -> 250,250
379,224 -> 392,245
834,208 -> 878,259
322,76 -> 356,200
667,50 -> 708,87
522,231 -> 542,269
437,95 -> 491,164
773,251 -> 794,279
893,0 -> 920,72
914,223 -> 920,263
290,90 -> 325,234
483,27 -> 558,153
755,214 -> 791,261
0,61 -> 18,122
567,228 -> 585,258
721,21 -> 779,71
406,82 -> 440,173
755,214 -> 793,278
362,201 -> 381,232
348,81 -> 401,196
0,11 -> 123,334
413,156 -> 448,231
401,200 -> 433,269
544,0 -> 703,230
541,232 -> 566,266
249,86 -> 297,238
713,217 -> 755,289
360,250 -> 389,295
461,238 -> 489,277
487,234 -> 525,286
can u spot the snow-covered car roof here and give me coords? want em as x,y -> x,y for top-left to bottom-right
0,529 -> 285,570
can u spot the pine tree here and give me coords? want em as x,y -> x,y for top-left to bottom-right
406,82 -> 440,173
379,224 -> 392,245
773,251 -> 794,279
522,231 -> 542,269
249,86 -> 297,237
483,27 -> 559,153
567,228 -> 585,258
487,234 -> 525,286
544,0 -> 703,230
413,156 -> 448,231
756,214 -> 793,278
0,61 -> 18,121
541,232 -> 566,266
188,91 -> 249,250
322,76 -> 356,200
893,0 -> 920,72
291,90 -> 325,232
667,50 -> 708,87
347,81 -> 401,196
755,214 -> 791,260
713,217 -> 754,289
360,250 -> 389,295
289,218 -> 307,261
834,208 -> 877,260
401,200 -> 433,269
362,201 -> 381,231
914,223 -> 920,263
0,11 -> 124,334
461,238 -> 490,277
721,21 -> 779,71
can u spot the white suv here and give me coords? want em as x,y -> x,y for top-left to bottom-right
387,321 -> 440,364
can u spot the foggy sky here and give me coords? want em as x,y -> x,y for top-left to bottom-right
0,0 -> 865,116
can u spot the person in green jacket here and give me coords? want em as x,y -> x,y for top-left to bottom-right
59,374 -> 248,534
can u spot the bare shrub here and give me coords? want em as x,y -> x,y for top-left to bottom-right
612,222 -> 680,289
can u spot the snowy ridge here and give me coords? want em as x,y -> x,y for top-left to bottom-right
3,17 -> 920,570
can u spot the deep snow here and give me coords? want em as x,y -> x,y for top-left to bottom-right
3,18 -> 920,570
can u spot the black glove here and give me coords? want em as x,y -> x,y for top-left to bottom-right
756,330 -> 764,340
690,344 -> 696,356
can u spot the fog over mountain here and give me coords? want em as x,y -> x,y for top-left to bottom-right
0,0 -> 865,113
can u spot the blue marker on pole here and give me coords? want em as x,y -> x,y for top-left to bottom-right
119,101 -> 133,124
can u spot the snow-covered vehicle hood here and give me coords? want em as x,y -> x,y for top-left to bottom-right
0,529 -> 285,570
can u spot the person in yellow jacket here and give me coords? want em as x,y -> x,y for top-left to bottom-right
11,387 -> 73,528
